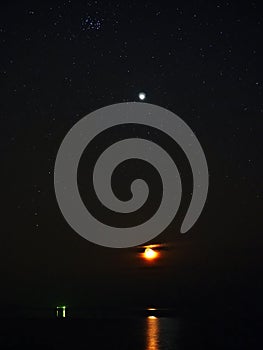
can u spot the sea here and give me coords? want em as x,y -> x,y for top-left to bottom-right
0,307 -> 262,349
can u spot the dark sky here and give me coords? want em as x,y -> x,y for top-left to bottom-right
1,1 -> 262,313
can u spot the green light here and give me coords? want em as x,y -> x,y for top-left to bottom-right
56,305 -> 67,318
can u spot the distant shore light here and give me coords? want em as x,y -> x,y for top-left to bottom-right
56,305 -> 67,318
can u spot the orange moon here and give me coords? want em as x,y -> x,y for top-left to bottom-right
144,247 -> 158,260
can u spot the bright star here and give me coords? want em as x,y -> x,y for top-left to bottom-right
139,92 -> 146,100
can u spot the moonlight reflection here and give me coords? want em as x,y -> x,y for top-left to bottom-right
146,315 -> 159,350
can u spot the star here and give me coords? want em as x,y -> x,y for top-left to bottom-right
138,92 -> 146,100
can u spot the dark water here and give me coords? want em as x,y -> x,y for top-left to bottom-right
0,315 -> 262,349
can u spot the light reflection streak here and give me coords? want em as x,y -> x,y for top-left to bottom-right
146,315 -> 159,350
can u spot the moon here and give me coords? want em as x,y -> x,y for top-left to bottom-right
138,92 -> 146,100
144,247 -> 158,260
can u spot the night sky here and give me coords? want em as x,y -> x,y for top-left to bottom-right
1,1 -> 263,314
